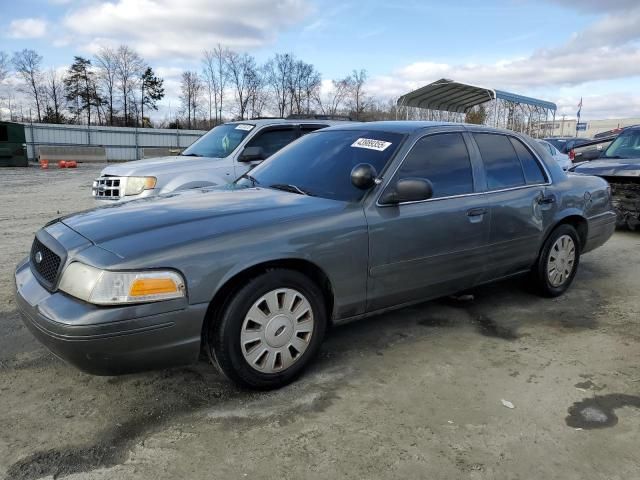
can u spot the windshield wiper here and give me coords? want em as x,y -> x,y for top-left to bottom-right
180,153 -> 202,157
605,155 -> 626,159
240,173 -> 260,186
269,183 -> 313,196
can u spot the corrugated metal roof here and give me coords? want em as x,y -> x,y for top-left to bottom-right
397,78 -> 556,112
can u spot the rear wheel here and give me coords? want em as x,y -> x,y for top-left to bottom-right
209,269 -> 327,389
531,224 -> 581,297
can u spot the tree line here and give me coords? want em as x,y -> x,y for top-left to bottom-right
0,44 -> 406,130
0,46 -> 164,127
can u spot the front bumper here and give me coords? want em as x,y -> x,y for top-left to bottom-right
14,258 -> 208,375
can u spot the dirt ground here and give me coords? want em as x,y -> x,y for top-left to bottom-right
0,165 -> 639,480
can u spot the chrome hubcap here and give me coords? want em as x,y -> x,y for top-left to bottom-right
240,288 -> 314,373
547,234 -> 576,287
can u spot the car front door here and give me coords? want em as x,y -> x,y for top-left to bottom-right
365,130 -> 491,311
233,126 -> 300,177
470,132 -> 552,281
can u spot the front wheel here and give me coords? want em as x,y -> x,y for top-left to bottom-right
208,269 -> 327,389
531,224 -> 581,297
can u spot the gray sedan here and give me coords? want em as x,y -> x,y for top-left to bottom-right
15,122 -> 616,389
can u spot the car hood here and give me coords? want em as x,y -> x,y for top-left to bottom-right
61,187 -> 342,248
101,155 -> 224,177
573,158 -> 640,177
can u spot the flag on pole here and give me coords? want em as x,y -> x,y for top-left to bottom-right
576,97 -> 582,120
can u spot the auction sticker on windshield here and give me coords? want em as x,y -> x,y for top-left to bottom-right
351,138 -> 392,151
235,124 -> 254,131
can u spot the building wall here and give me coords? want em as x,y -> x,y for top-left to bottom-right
22,123 -> 206,162
544,117 -> 640,138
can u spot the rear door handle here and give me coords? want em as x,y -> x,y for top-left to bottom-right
467,208 -> 487,217
537,195 -> 556,205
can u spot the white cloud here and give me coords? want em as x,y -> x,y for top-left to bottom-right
63,0 -> 312,60
367,4 -> 640,119
8,18 -> 48,39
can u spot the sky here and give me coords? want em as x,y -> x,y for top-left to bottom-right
1,0 -> 640,120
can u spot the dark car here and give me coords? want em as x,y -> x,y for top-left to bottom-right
573,126 -> 640,229
544,136 -> 592,154
15,122 -> 616,389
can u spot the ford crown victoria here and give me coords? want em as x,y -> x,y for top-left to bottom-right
16,122 -> 616,388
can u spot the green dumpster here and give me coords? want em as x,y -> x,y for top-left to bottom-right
0,122 -> 28,167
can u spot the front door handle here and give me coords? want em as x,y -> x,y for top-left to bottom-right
467,208 -> 487,217
467,207 -> 487,223
537,195 -> 556,205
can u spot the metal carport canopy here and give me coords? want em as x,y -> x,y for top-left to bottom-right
397,78 -> 557,113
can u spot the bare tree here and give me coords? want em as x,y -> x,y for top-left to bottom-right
180,71 -> 203,129
95,46 -> 119,125
226,51 -> 258,120
0,51 -> 9,83
45,69 -> 65,123
12,49 -> 44,122
265,53 -> 294,117
347,69 -> 368,120
247,66 -> 267,119
202,45 -> 229,126
288,60 -> 321,115
301,64 -> 321,114
202,50 -> 216,127
115,45 -> 144,126
314,77 -> 350,116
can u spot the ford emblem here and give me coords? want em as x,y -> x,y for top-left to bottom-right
35,251 -> 43,264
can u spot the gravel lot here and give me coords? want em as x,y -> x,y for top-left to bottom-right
1,165 -> 639,480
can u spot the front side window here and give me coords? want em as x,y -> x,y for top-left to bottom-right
180,123 -> 254,158
396,132 -> 474,198
244,128 -> 299,158
474,133 -> 526,190
235,129 -> 404,201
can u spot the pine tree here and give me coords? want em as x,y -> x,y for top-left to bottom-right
140,67 -> 164,127
64,56 -> 103,125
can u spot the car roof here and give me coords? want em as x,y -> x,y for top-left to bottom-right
225,118 -> 348,127
320,120 -> 523,135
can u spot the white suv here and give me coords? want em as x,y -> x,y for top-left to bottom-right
92,119 -> 342,201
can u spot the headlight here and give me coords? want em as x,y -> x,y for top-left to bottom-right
58,263 -> 186,305
125,176 -> 156,196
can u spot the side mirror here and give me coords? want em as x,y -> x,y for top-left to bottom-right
381,178 -> 434,204
238,146 -> 266,162
350,163 -> 378,190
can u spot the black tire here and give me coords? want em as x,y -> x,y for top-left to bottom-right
531,224 -> 581,297
208,269 -> 327,389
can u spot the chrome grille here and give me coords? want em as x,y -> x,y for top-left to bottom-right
31,237 -> 62,287
92,176 -> 123,199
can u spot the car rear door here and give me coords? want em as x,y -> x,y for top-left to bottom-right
470,132 -> 552,281
365,130 -> 491,311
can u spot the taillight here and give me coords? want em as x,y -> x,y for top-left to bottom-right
569,149 -> 575,161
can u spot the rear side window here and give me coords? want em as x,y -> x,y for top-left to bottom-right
397,132 -> 474,198
511,138 -> 546,184
245,128 -> 299,158
473,133 -> 525,190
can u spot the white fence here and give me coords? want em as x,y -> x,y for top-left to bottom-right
23,123 -> 206,162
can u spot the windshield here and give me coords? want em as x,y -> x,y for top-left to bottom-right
235,129 -> 404,201
181,123 -> 254,158
603,130 -> 640,159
